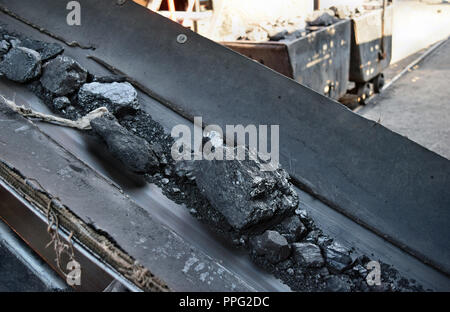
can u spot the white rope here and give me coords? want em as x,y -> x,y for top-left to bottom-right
0,95 -> 108,130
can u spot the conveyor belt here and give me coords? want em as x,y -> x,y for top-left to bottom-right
0,0 -> 449,284
0,91 -> 288,291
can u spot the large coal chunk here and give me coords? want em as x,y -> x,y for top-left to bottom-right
194,146 -> 298,233
19,38 -> 64,61
292,242 -> 324,268
249,230 -> 291,264
90,114 -> 160,174
78,82 -> 139,114
0,47 -> 41,82
276,215 -> 307,243
324,242 -> 353,273
40,56 -> 87,96
3,34 -> 21,48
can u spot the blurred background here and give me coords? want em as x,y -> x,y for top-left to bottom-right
133,0 -> 450,63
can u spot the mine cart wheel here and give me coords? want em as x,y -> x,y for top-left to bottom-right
372,73 -> 385,93
356,83 -> 371,104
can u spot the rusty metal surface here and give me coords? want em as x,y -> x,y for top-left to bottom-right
223,19 -> 351,100
349,5 -> 393,82
222,42 -> 293,78
285,19 -> 350,99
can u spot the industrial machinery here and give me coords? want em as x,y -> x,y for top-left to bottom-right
223,2 -> 393,103
223,19 -> 351,100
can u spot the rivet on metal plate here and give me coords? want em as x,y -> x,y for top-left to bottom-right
177,34 -> 188,44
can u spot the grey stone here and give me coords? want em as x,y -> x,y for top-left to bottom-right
325,242 -> 353,273
0,47 -> 41,83
53,96 -> 71,111
19,38 -> 63,61
174,160 -> 195,180
317,234 -> 332,247
278,215 -> 307,242
292,242 -> 324,268
243,26 -> 269,42
78,82 -> 139,114
269,30 -> 288,41
306,11 -> 339,27
40,56 -> 87,96
329,5 -> 352,19
194,141 -> 298,232
295,208 -> 309,222
249,230 -> 291,264
90,114 -> 159,174
0,40 -> 10,55
325,276 -> 351,292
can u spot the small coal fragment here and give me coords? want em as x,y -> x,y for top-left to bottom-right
78,82 -> 139,114
194,135 -> 298,233
325,276 -> 351,292
92,75 -> 128,83
352,264 -> 368,277
295,208 -> 311,222
4,35 -> 21,48
324,241 -> 353,274
0,47 -> 41,83
249,230 -> 291,264
304,230 -> 320,243
292,242 -> 324,268
174,160 -> 196,181
90,114 -> 160,174
276,215 -> 307,243
40,56 -> 88,96
19,38 -> 63,61
53,96 -> 71,111
0,40 -> 10,55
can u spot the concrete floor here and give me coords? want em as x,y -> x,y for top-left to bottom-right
358,38 -> 450,159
